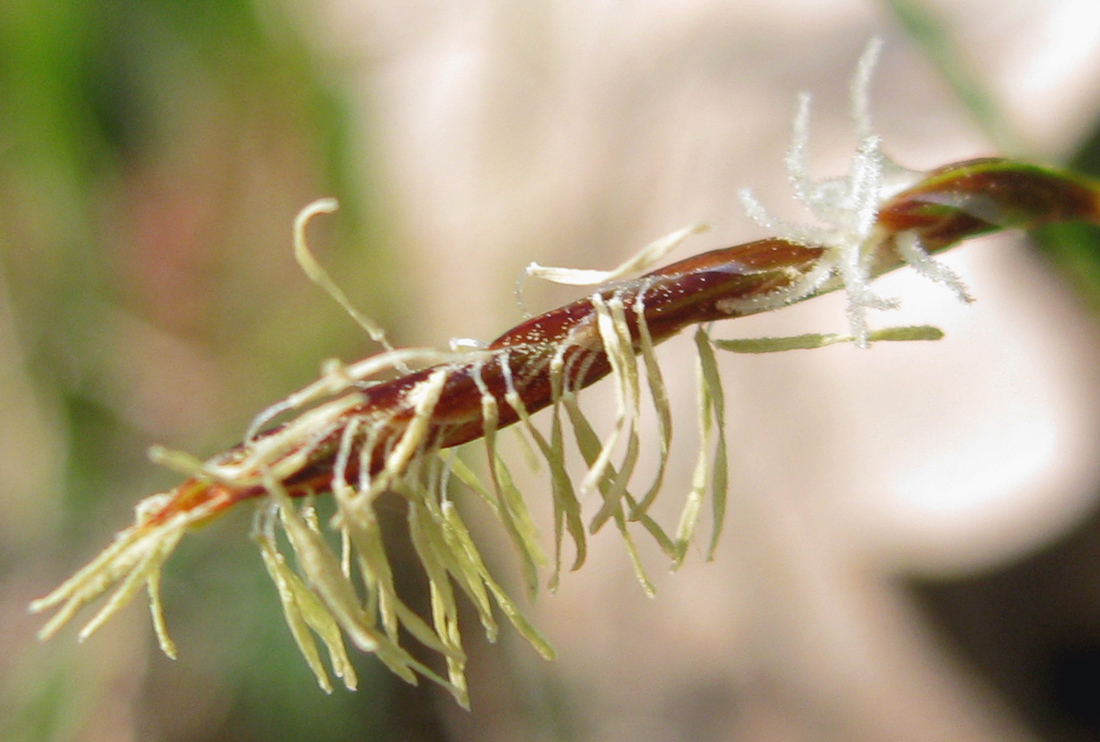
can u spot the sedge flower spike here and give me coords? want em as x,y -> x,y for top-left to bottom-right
31,43 -> 1100,703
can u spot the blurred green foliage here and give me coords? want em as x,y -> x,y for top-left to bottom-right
0,1 -> 432,740
1031,122 -> 1100,317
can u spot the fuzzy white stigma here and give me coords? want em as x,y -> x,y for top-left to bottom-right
735,38 -> 971,347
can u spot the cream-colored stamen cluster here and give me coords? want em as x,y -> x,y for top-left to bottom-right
30,199 -> 731,702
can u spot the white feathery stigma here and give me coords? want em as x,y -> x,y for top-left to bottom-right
735,38 -> 972,347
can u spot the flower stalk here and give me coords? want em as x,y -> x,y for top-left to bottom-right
31,44 -> 1100,702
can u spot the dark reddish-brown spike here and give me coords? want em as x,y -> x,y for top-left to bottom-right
149,160 -> 1100,518
877,159 -> 1100,256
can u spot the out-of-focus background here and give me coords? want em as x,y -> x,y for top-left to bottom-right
4,1 -> 1100,740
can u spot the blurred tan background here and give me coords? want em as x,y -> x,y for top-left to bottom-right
4,1 -> 1100,740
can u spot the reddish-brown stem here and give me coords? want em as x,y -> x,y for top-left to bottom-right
154,158 -> 1100,521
